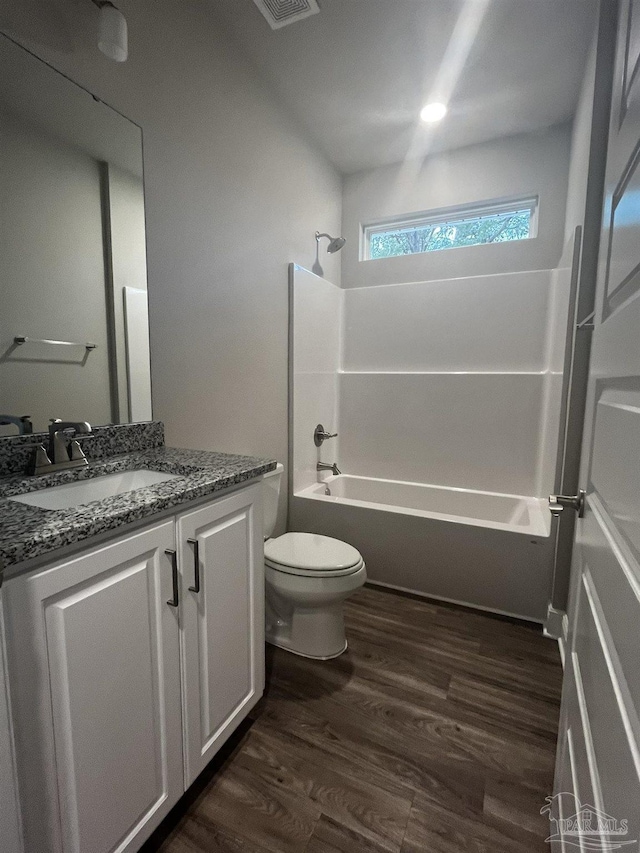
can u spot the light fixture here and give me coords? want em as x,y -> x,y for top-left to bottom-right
420,102 -> 447,123
93,0 -> 128,62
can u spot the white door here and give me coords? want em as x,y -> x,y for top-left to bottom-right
3,521 -> 183,853
178,484 -> 264,787
551,2 -> 640,850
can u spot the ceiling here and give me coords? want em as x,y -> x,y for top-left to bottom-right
211,0 -> 598,175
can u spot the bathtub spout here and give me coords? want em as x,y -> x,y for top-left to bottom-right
317,461 -> 341,476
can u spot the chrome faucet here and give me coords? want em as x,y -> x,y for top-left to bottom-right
0,414 -> 33,435
317,461 -> 341,476
30,419 -> 93,475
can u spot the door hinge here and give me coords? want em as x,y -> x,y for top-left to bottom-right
548,490 -> 586,518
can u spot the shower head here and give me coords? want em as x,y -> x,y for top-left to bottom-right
316,231 -> 346,253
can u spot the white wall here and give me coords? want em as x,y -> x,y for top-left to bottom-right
0,112 -> 112,432
341,124 -> 571,288
2,0 -> 342,530
291,266 -> 342,493
564,26 -> 598,241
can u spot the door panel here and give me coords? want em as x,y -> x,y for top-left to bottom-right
581,503 -> 640,702
605,144 -> 640,311
46,562 -> 165,852
589,381 -> 640,556
573,572 -> 640,826
622,0 -> 640,110
566,658 -> 600,814
554,3 -> 640,851
3,521 -> 183,853
179,484 -> 264,786
198,513 -> 251,733
0,596 -> 23,853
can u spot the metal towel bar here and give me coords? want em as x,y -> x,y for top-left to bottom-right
14,336 -> 97,350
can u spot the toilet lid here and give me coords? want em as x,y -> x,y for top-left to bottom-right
264,532 -> 362,573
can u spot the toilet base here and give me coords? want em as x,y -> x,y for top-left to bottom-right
266,635 -> 348,660
265,599 -> 351,659
265,562 -> 367,660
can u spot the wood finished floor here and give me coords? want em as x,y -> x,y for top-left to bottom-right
145,586 -> 563,853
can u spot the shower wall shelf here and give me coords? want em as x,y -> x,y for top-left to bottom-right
14,336 -> 97,351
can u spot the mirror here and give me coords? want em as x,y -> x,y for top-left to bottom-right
0,34 -> 151,437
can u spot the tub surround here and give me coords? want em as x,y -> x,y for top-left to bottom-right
339,269 -> 568,498
290,264 -> 342,495
289,266 -> 565,621
290,265 -> 568,500
0,422 -> 276,569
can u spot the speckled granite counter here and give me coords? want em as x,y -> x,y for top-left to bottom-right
0,446 -> 276,569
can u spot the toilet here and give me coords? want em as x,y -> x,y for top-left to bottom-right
262,464 -> 366,659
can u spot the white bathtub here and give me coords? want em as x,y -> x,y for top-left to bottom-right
291,475 -> 553,622
298,475 -> 549,536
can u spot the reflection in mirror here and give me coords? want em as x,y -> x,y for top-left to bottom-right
0,34 -> 151,436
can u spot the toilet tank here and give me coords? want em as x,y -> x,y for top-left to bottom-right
262,463 -> 284,539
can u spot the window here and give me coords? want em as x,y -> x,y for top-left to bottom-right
363,197 -> 538,261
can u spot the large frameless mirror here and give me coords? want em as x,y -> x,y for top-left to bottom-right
0,34 -> 151,437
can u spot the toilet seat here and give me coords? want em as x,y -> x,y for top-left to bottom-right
265,532 -> 364,578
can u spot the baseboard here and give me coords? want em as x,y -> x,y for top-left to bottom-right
365,579 -> 544,626
544,604 -> 566,640
543,605 -> 569,667
557,635 -> 566,668
559,613 -> 570,668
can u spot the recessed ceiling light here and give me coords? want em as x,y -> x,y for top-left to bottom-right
420,102 -> 447,123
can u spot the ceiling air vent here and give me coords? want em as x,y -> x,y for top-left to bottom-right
252,0 -> 320,30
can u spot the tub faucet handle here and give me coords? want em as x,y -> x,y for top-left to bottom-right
314,424 -> 338,446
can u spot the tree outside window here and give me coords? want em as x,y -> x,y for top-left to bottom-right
367,204 -> 534,260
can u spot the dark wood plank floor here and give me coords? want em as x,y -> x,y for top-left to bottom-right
146,585 -> 563,853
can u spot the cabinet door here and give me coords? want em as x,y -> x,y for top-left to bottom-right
0,592 -> 23,853
3,521 -> 183,853
178,483 -> 264,785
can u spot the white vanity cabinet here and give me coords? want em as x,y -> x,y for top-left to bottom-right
3,520 -> 184,853
2,481 -> 264,853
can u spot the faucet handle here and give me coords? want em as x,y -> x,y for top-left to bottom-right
31,444 -> 52,475
314,424 -> 338,447
69,440 -> 87,462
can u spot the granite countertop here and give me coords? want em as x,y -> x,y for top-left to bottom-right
0,447 -> 276,569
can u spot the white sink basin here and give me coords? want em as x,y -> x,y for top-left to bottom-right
9,469 -> 180,511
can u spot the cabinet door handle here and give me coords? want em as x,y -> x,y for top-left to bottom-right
187,538 -> 201,593
165,549 -> 179,607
